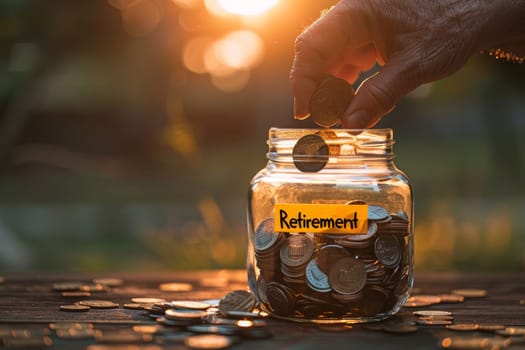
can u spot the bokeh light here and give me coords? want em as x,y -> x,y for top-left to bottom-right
213,30 -> 264,70
170,0 -> 200,9
217,0 -> 279,16
183,37 -> 215,74
121,0 -> 162,37
205,0 -> 278,17
211,69 -> 251,92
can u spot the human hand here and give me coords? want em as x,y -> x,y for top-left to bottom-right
290,0 -> 522,128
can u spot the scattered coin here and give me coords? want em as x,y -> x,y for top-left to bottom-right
165,309 -> 208,320
184,334 -> 234,350
439,294 -> 465,304
413,310 -> 453,317
80,284 -> 108,293
61,291 -> 91,298
56,327 -> 96,339
218,290 -> 256,315
132,325 -> 161,334
78,300 -> 119,309
94,330 -> 153,343
477,324 -> 505,332
496,327 -> 525,336
124,303 -> 150,310
2,336 -> 53,348
131,297 -> 166,304
292,134 -> 329,173
169,301 -> 211,310
451,289 -> 487,298
416,319 -> 453,326
60,304 -> 90,312
309,75 -> 354,128
92,278 -> 124,287
441,336 -> 490,349
87,346 -> 161,350
159,282 -> 193,292
49,323 -> 93,330
446,324 -> 480,332
53,282 -> 83,292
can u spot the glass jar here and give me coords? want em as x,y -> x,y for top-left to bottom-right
247,128 -> 413,324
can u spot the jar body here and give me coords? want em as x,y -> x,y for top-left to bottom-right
247,128 -> 413,323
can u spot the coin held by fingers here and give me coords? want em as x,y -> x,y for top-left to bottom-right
309,75 -> 355,128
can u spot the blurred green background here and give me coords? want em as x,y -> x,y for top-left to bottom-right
0,0 -> 524,273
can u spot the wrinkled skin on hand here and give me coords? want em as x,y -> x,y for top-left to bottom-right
290,0 -> 525,128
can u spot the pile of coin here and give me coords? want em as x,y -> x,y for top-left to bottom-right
252,204 -> 411,320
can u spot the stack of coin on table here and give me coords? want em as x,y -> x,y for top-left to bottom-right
253,204 -> 410,319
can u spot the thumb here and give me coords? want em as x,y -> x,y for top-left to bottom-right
342,58 -> 422,129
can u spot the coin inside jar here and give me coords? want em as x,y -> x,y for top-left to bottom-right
292,134 -> 329,173
328,256 -> 367,295
309,75 -> 355,128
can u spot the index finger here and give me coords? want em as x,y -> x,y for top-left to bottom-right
290,2 -> 373,119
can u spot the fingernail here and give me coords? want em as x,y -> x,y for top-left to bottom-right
342,110 -> 369,129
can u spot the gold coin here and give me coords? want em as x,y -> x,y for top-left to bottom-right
132,325 -> 161,334
61,291 -> 91,298
49,322 -> 93,330
60,304 -> 90,312
124,303 -> 150,310
413,310 -> 452,317
185,334 -> 233,350
131,297 -> 165,304
56,328 -> 96,339
94,330 -> 153,343
438,294 -> 465,303
451,289 -> 487,298
477,324 -> 505,332
310,75 -> 354,128
441,336 -> 490,349
159,282 -> 193,292
2,336 -> 53,348
416,319 -> 453,326
80,284 -> 108,292
446,324 -> 480,331
78,300 -> 119,309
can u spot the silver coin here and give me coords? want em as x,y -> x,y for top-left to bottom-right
169,301 -> 211,310
328,257 -> 367,295
341,222 -> 378,242
165,309 -> 207,320
254,218 -> 279,252
305,259 -> 332,293
374,235 -> 401,267
280,234 -> 314,267
368,205 -> 389,221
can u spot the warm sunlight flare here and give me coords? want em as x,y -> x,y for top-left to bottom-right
205,0 -> 278,17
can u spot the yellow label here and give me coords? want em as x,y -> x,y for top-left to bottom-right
274,204 -> 368,234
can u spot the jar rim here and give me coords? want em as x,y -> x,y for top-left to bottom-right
267,128 -> 394,164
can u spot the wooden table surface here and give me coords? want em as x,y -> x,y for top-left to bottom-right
0,271 -> 524,349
